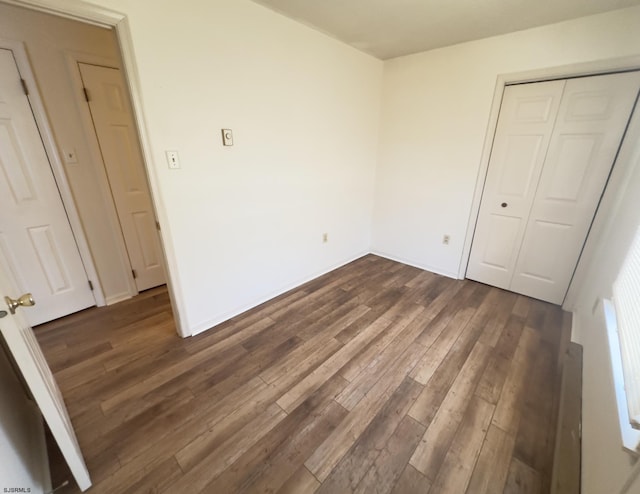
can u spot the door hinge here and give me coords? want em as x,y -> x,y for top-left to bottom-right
132,269 -> 138,279
88,280 -> 94,291
20,78 -> 29,96
83,87 -> 90,102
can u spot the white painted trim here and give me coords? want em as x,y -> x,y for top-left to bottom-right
64,52 -> 138,300
602,299 -> 640,456
459,56 -> 640,312
0,0 -> 119,27
104,291 -> 135,306
65,49 -> 119,72
113,16 -> 188,337
457,75 -> 505,280
0,38 -> 104,308
190,252 -> 371,336
497,56 -> 640,85
3,0 -> 188,337
371,250 -> 460,280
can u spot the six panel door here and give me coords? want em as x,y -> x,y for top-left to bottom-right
78,63 -> 165,292
0,48 -> 95,325
0,262 -> 91,491
466,80 -> 565,291
510,72 -> 640,303
468,71 -> 640,304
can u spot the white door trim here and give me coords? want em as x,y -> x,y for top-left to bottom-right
1,0 -> 188,336
0,37 -> 104,308
460,56 -> 640,311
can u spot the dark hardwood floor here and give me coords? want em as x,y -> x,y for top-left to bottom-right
35,254 -> 570,493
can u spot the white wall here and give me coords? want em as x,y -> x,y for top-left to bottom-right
571,106 -> 640,494
0,3 -> 135,303
85,0 -> 383,334
373,6 -> 640,278
0,346 -> 48,493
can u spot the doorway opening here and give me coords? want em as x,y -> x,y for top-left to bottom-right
0,1 -> 181,334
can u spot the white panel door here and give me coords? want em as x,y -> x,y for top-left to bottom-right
466,80 -> 565,289
0,344 -> 48,494
0,263 -> 91,491
468,71 -> 640,304
0,48 -> 94,326
78,63 -> 165,292
511,72 -> 640,303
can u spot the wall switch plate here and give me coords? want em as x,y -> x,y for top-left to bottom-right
166,150 -> 180,169
222,129 -> 233,146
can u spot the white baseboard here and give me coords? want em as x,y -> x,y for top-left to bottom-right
369,250 -> 460,280
105,291 -> 133,306
190,252 -> 370,336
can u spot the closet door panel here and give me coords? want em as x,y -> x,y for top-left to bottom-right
511,71 -> 640,303
466,80 -> 565,288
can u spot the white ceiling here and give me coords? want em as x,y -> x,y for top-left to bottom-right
250,0 -> 640,59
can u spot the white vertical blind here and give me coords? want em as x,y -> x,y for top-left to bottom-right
613,225 -> 640,430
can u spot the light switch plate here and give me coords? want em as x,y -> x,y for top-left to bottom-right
222,129 -> 233,146
166,150 -> 180,169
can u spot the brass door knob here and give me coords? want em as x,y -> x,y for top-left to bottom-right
5,293 -> 36,314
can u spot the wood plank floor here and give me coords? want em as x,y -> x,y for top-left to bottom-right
35,255 -> 570,494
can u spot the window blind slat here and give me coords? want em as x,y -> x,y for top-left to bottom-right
613,226 -> 640,430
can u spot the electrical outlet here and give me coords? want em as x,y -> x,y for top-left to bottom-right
322,233 -> 328,243
443,235 -> 450,245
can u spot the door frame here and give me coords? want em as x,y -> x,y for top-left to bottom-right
460,56 -> 640,311
2,0 -> 188,337
0,38 -> 104,307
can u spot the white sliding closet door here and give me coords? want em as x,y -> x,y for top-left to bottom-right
466,80 -> 565,291
467,71 -> 640,304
